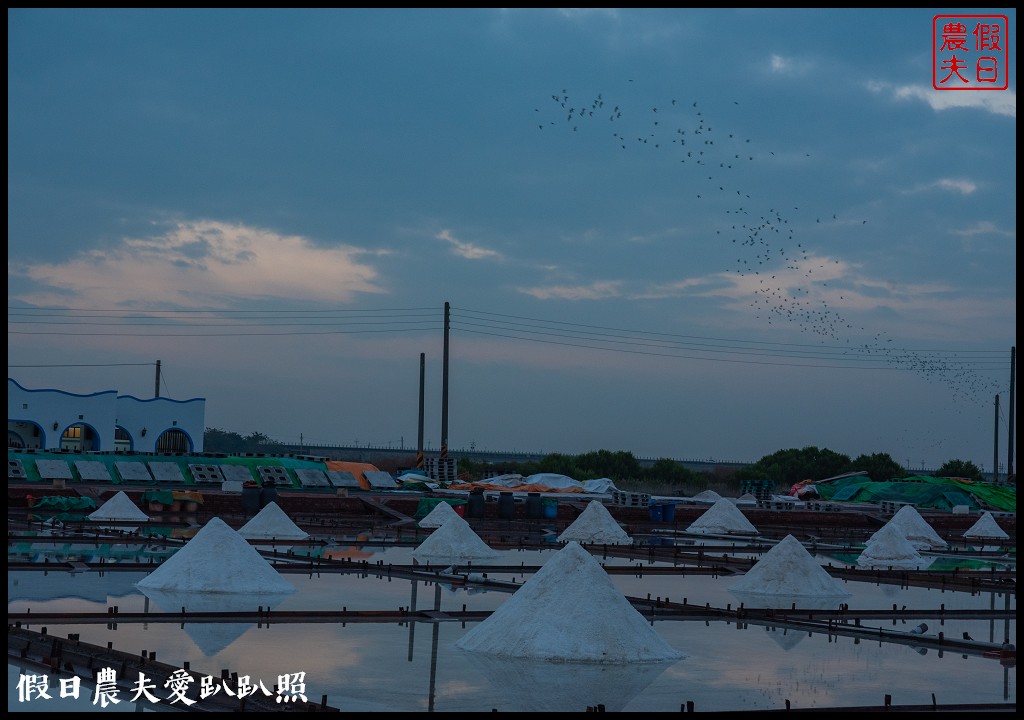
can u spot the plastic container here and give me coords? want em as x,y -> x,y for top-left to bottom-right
542,497 -> 558,519
662,502 -> 676,523
259,485 -> 279,509
467,488 -> 486,518
649,503 -> 663,522
241,486 -> 261,515
498,491 -> 515,520
526,492 -> 543,519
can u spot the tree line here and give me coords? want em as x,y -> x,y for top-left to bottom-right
204,427 -> 986,491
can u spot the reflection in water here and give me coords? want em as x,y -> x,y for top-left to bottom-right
463,653 -> 677,712
138,587 -> 293,656
6,542 -> 1016,713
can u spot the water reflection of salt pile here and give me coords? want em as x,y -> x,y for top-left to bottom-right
139,586 -> 293,656
465,653 -> 676,712
557,500 -> 632,545
456,541 -> 684,663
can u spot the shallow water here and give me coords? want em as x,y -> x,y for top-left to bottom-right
8,541 -> 1016,712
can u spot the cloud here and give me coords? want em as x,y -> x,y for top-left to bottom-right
517,280 -> 622,301
629,277 -> 714,300
436,229 -> 502,260
902,177 -> 978,195
768,53 -> 814,76
949,220 -> 1015,238
934,178 -> 977,195
9,219 -> 385,309
866,81 -> 1016,118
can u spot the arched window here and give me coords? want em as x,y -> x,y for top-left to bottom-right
156,428 -> 191,453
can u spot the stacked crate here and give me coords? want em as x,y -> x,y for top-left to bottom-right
611,490 -> 651,508
740,479 -> 774,502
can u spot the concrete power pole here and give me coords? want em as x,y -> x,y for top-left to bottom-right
417,352 -> 425,470
993,394 -> 999,484
440,302 -> 449,463
1008,346 -> 1015,485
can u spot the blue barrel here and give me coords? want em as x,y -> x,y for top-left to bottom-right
649,503 -> 663,522
543,497 -> 558,519
498,491 -> 515,520
662,503 -> 677,523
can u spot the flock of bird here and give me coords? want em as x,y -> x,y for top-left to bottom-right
534,85 -> 1002,410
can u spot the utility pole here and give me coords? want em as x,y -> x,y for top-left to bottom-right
154,360 -> 161,398
993,394 -> 999,484
1008,346 -> 1015,485
417,352 -> 425,470
440,302 -> 449,464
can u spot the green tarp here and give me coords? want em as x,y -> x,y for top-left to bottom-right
817,475 -> 1016,512
414,497 -> 467,519
30,496 -> 98,511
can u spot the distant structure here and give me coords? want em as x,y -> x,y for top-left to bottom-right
7,378 -> 205,453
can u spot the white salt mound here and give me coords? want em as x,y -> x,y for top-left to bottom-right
412,513 -> 499,563
136,516 -> 295,594
869,505 -> 946,549
691,490 -> 724,504
729,535 -> 850,596
557,500 -> 632,545
89,491 -> 149,522
686,498 -> 758,535
456,541 -> 684,663
964,511 -> 1009,540
418,499 -> 460,529
237,502 -> 309,540
857,523 -> 926,568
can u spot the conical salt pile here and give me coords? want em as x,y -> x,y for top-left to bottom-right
456,541 -> 684,663
963,511 -> 1008,540
238,502 -> 308,540
89,490 -> 149,522
412,513 -> 499,563
418,499 -> 460,529
136,516 -> 295,594
857,523 -> 927,569
686,498 -> 758,535
729,535 -> 849,596
557,500 -> 632,545
869,505 -> 946,550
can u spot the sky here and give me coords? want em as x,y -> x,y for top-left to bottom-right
7,9 -> 1017,472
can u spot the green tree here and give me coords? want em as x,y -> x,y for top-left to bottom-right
204,427 -> 248,453
204,427 -> 287,454
934,458 -> 984,482
845,452 -> 905,482
645,457 -> 699,487
731,446 -> 851,488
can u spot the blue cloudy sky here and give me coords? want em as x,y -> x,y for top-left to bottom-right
8,9 -> 1016,471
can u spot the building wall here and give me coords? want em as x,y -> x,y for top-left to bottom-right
115,394 -> 206,453
7,378 -> 205,453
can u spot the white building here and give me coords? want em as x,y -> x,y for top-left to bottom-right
7,378 -> 205,453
